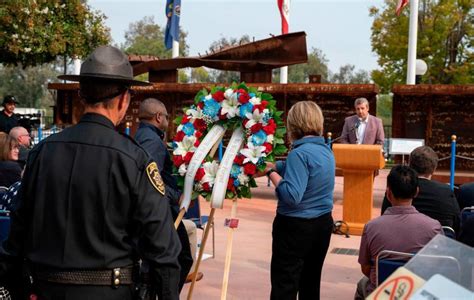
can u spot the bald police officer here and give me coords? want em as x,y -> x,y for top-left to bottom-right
0,46 -> 181,299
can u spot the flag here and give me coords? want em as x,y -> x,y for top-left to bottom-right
396,0 -> 409,16
164,0 -> 181,50
277,0 -> 290,34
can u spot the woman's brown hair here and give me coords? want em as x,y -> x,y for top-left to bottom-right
0,132 -> 19,161
287,101 -> 324,142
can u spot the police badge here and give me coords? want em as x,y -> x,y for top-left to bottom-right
146,162 -> 166,196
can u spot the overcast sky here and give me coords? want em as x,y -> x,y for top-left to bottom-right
89,0 -> 386,73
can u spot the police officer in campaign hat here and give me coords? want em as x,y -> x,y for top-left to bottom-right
0,46 -> 181,299
0,95 -> 20,133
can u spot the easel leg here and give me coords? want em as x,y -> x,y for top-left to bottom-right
220,199 -> 238,300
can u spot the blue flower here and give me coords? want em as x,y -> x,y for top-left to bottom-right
203,99 -> 220,118
239,102 -> 253,117
251,130 -> 267,146
182,122 -> 195,136
233,179 -> 240,187
249,93 -> 256,98
230,164 -> 241,178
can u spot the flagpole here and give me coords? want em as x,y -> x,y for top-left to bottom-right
172,40 -> 179,58
279,0 -> 289,84
406,0 -> 419,84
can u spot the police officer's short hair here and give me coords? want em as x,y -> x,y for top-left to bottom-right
354,97 -> 369,108
79,78 -> 130,105
139,98 -> 165,120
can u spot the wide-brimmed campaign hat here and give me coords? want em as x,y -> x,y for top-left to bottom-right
58,45 -> 151,86
2,95 -> 19,105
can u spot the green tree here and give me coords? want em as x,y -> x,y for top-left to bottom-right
190,67 -> 210,83
330,64 -> 371,84
122,16 -> 188,58
273,47 -> 330,83
370,0 -> 473,92
0,1 -> 110,67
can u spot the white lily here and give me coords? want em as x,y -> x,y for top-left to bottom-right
245,109 -> 264,129
221,95 -> 239,118
240,142 -> 267,164
266,134 -> 274,144
204,94 -> 213,100
178,164 -> 187,176
202,161 -> 220,184
186,107 -> 204,120
173,135 -> 197,156
249,96 -> 261,105
224,88 -> 234,100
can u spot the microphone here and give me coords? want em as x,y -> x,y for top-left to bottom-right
352,119 -> 361,131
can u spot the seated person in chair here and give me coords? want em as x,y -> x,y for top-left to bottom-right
355,165 -> 442,299
381,146 -> 460,232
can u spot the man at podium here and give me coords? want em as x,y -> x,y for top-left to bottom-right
340,97 -> 384,145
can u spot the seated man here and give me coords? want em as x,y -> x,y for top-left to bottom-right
458,182 -> 474,210
355,165 -> 442,299
381,146 -> 460,232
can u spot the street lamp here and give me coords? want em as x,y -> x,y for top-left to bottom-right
415,59 -> 428,84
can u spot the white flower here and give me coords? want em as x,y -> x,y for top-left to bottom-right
178,163 -> 187,176
13,24 -> 18,29
249,96 -> 261,105
186,107 -> 203,120
224,88 -> 234,100
12,34 -> 18,39
60,3 -> 66,8
240,142 -> 267,164
204,94 -> 212,100
194,182 -> 203,192
41,7 -> 49,14
238,173 -> 250,185
202,161 -> 219,185
245,108 -> 264,129
173,135 -> 197,156
177,124 -> 183,131
221,94 -> 239,118
266,134 -> 274,144
24,47 -> 32,53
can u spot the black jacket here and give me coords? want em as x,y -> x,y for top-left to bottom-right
0,161 -> 22,187
1,113 -> 181,299
381,178 -> 460,232
0,110 -> 19,133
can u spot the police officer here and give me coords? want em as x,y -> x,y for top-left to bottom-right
0,46 -> 181,299
0,95 -> 20,133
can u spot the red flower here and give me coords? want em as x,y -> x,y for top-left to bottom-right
263,119 -> 276,135
174,131 -> 185,142
195,131 -> 203,139
234,155 -> 244,165
195,168 -> 205,181
263,142 -> 273,153
227,178 -> 235,191
194,139 -> 200,147
212,90 -> 225,102
242,119 -> 249,127
197,102 -> 204,109
181,115 -> 190,124
261,100 -> 268,108
243,163 -> 257,175
183,152 -> 193,164
173,155 -> 184,167
219,111 -> 227,120
250,123 -> 263,134
202,182 -> 211,191
194,119 -> 207,132
238,92 -> 250,104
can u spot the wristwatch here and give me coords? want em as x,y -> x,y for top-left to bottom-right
266,168 -> 277,178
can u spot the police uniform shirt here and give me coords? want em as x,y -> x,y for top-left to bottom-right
3,113 -> 181,298
0,110 -> 19,133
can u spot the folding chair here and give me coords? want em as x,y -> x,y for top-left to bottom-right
375,250 -> 415,286
442,225 -> 456,239
184,198 -> 215,258
459,206 -> 474,247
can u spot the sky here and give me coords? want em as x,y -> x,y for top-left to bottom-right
89,0 -> 386,73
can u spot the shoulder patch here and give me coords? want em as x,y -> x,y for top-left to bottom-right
146,162 -> 166,196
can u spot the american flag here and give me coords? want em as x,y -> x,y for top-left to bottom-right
396,0 -> 409,16
277,0 -> 290,34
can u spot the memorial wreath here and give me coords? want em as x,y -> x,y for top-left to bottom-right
172,83 -> 287,202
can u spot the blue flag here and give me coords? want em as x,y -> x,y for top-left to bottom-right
164,0 -> 181,50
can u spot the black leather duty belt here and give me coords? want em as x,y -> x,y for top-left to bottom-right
35,266 -> 134,287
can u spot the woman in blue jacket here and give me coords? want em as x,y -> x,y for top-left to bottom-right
265,101 -> 335,300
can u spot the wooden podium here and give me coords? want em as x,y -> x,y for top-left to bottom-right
332,144 -> 385,235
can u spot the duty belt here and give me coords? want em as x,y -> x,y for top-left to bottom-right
34,266 -> 134,287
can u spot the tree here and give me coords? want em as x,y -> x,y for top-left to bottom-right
122,16 -> 188,58
0,1 -> 110,67
190,67 -> 210,83
370,0 -> 473,92
330,64 -> 371,84
273,47 -> 330,83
